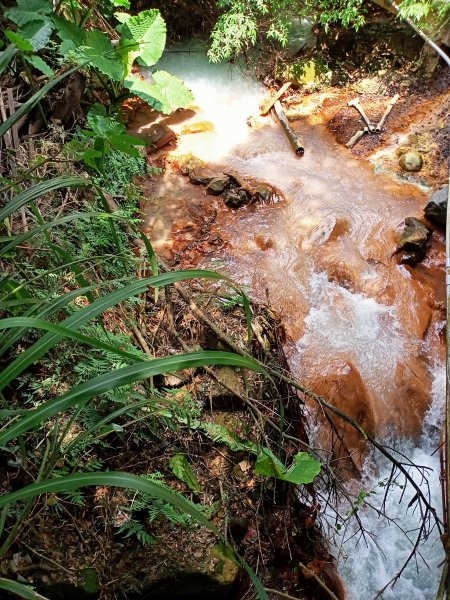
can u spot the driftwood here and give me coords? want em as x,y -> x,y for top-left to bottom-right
259,81 -> 291,116
273,100 -> 304,156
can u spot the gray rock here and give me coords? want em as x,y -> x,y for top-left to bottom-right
398,217 -> 430,251
255,186 -> 273,203
399,151 -> 423,172
223,189 -> 250,209
397,217 -> 430,265
424,184 -> 448,226
206,367 -> 245,410
188,169 -> 214,185
206,177 -> 231,196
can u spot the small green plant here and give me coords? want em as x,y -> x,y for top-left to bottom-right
72,103 -> 145,174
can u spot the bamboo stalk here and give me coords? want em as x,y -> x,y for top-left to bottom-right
260,81 -> 292,115
273,100 -> 304,156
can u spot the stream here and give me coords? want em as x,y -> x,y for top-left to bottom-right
141,45 -> 446,599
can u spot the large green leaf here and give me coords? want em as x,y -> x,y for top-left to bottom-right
121,9 -> 166,67
20,20 -> 54,51
0,176 -> 88,222
255,448 -> 321,484
26,54 -> 54,77
5,0 -> 52,28
4,30 -> 33,52
125,71 -> 194,114
0,578 -> 49,600
74,30 -> 123,81
52,15 -> 85,47
0,352 -> 265,445
0,270 -> 229,390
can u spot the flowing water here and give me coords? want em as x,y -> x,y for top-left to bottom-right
141,46 -> 446,598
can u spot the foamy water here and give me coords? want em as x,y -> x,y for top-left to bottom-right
336,364 -> 445,600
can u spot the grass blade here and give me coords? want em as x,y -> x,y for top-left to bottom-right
0,66 -> 79,139
0,578 -> 49,600
0,317 -> 145,363
0,285 -> 98,355
0,351 -> 265,446
0,176 -> 88,223
0,270 -> 228,390
0,45 -> 18,76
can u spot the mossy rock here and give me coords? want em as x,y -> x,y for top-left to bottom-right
276,57 -> 332,88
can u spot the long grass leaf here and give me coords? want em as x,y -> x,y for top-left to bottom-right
0,270 -> 226,390
0,471 -> 216,529
0,578 -> 49,600
0,45 -> 18,76
0,285 -> 98,355
0,176 -> 88,222
0,472 -> 268,599
0,211 -> 128,256
0,318 -> 145,363
0,352 -> 265,445
0,66 -> 79,138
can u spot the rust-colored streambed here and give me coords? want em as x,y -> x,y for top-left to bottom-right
136,47 -> 447,599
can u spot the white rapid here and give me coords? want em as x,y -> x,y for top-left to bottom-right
141,44 -> 446,599
334,364 -> 445,600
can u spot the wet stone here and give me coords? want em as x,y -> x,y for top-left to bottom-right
424,184 -> 448,227
206,177 -> 231,196
398,150 -> 423,172
188,168 -> 215,185
223,189 -> 250,209
397,217 -> 430,265
255,186 -> 273,202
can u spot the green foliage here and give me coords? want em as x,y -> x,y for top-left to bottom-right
118,9 -> 167,67
254,447 -> 321,484
169,453 -> 203,493
71,103 -> 145,173
208,0 -> 366,62
124,70 -> 195,115
4,1 -> 194,113
398,0 -> 450,32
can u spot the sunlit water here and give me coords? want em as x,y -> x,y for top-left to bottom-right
144,45 -> 446,598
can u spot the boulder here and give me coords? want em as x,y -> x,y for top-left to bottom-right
398,217 -> 430,251
424,184 -> 448,227
206,177 -> 231,196
398,151 -> 423,172
188,169 -> 215,185
206,367 -> 245,410
133,123 -> 176,151
223,190 -> 250,209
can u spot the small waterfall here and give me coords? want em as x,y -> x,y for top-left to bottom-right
336,364 -> 445,599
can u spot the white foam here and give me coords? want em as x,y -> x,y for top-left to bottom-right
297,271 -> 407,400
334,362 -> 445,600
